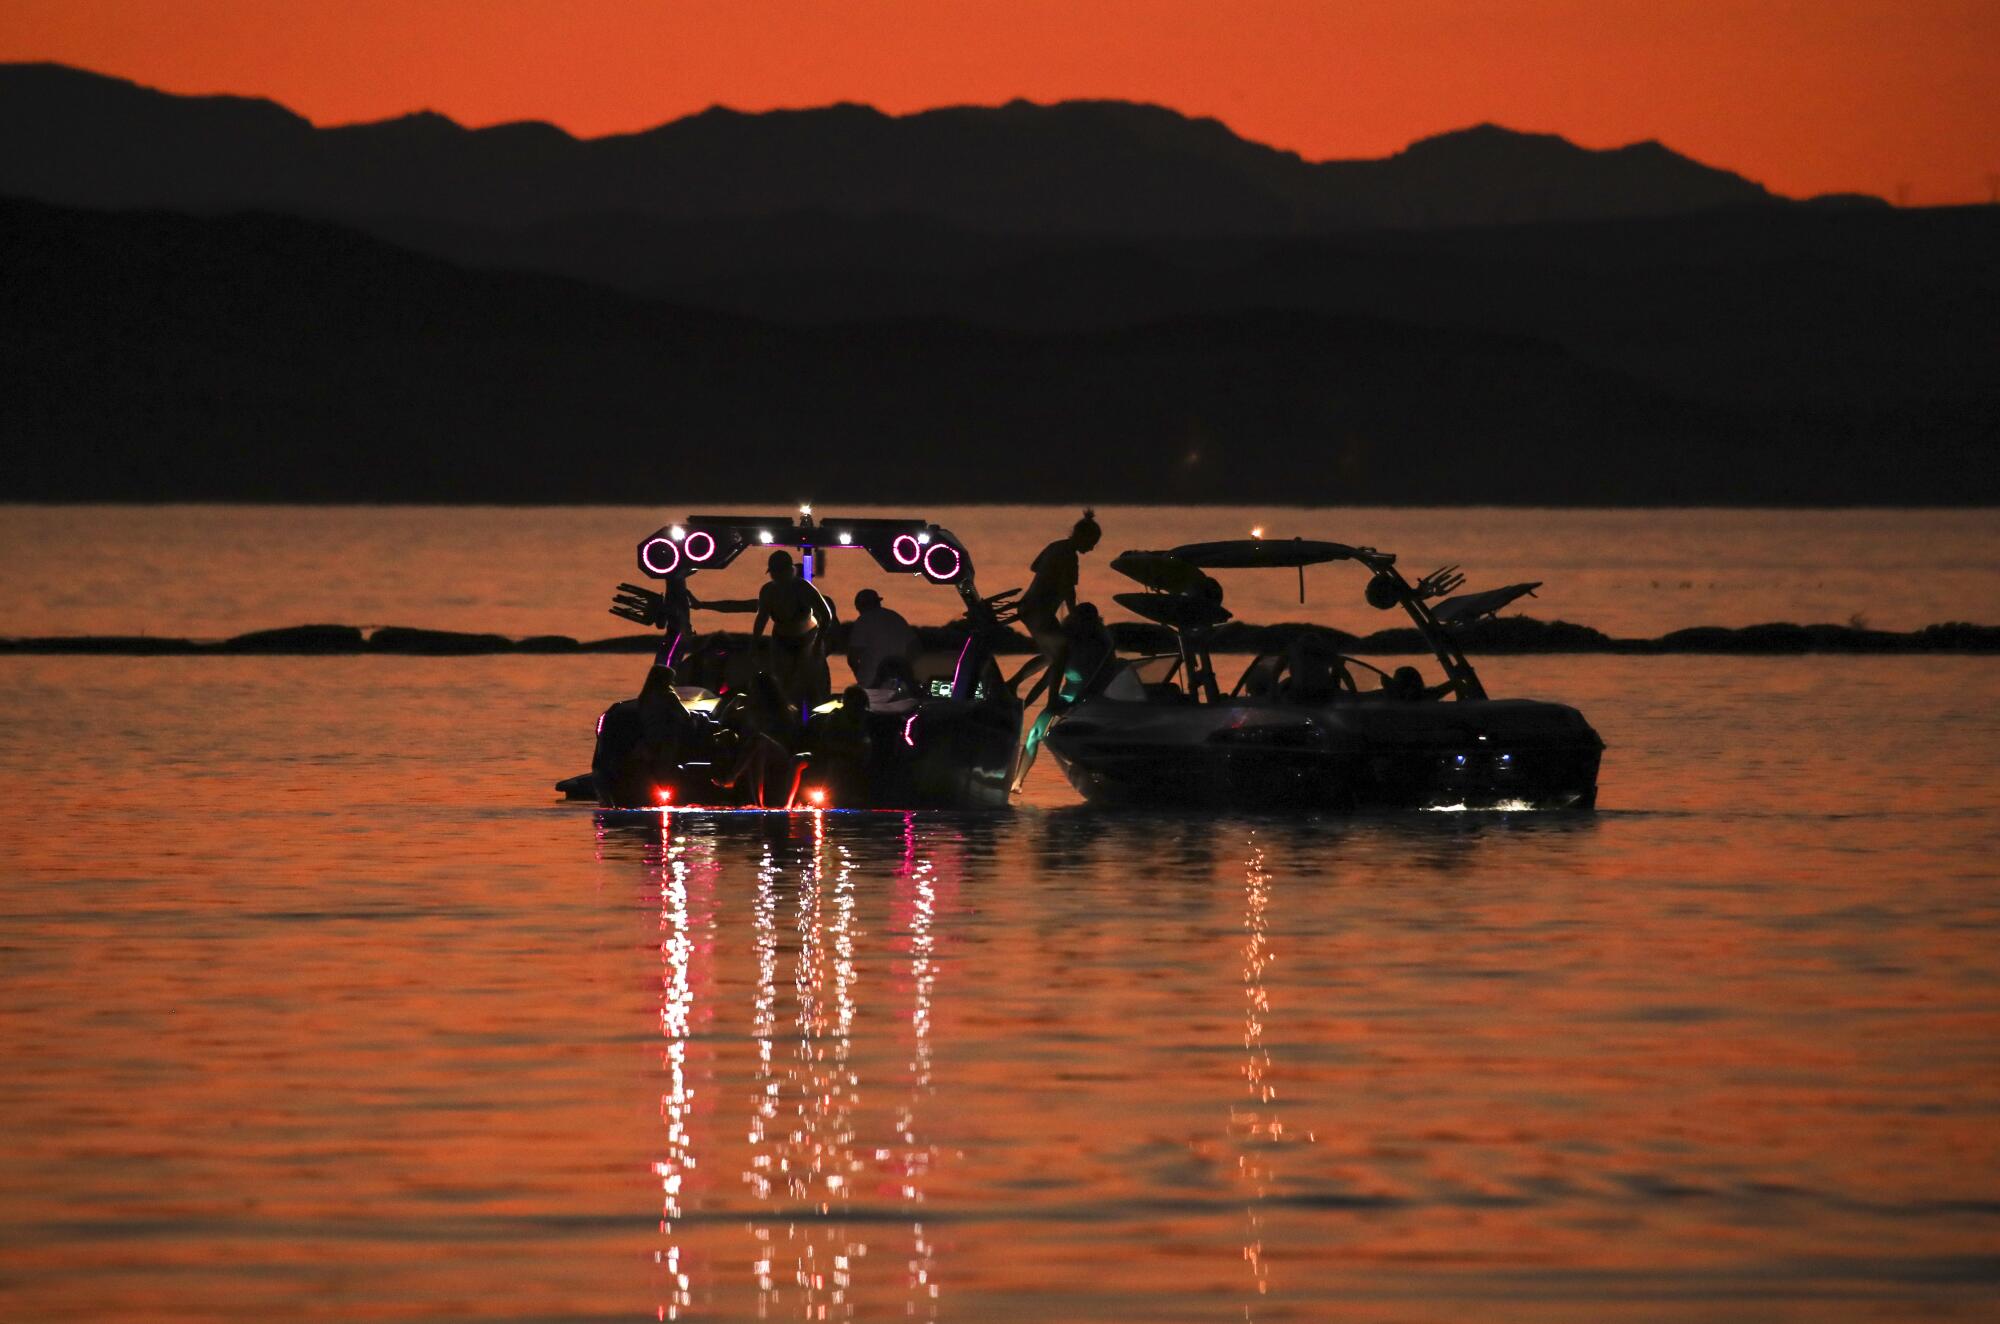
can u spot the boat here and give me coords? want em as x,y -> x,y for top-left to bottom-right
1040,537 -> 1603,810
567,512 -> 1022,811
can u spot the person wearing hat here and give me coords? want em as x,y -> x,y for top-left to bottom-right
753,549 -> 835,707
845,587 -> 920,689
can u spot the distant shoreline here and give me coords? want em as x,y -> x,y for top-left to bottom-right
6,500 -> 2000,512
4,620 -> 1994,657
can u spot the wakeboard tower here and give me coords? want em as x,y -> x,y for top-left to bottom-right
1042,537 -> 1603,810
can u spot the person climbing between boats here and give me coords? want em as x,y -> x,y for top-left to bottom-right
1011,509 -> 1101,709
1008,509 -> 1101,791
753,549 -> 835,709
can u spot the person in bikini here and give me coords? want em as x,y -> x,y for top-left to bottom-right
753,550 -> 835,708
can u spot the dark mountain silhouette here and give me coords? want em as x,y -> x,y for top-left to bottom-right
4,196 -> 1990,506
0,63 -> 1780,237
363,204 -> 2000,412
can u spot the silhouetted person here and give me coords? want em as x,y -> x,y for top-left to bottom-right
808,685 -> 874,803
1060,602 -> 1114,701
593,664 -> 702,805
1013,599 -> 1115,793
846,587 -> 919,688
715,671 -> 802,806
1012,508 -> 1101,709
753,550 -> 834,708
863,655 -> 921,709
1280,635 -> 1348,704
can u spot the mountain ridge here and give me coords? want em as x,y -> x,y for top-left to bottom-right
0,62 -> 1789,234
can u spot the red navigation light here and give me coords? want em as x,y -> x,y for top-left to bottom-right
922,541 -> 962,581
639,536 -> 681,576
805,787 -> 828,807
654,786 -> 674,805
891,533 -> 921,567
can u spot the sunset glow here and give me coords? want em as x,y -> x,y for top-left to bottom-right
3,0 -> 1995,203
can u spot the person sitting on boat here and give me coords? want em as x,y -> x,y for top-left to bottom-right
1012,600 -> 1115,793
714,672 -> 804,806
1058,601 -> 1114,703
753,550 -> 835,709
862,655 -> 921,710
1010,509 -> 1102,709
1280,633 -> 1350,704
593,664 -> 708,804
807,685 -> 874,803
846,587 -> 919,688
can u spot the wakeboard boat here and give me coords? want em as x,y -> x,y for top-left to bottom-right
567,512 -> 1021,811
1041,537 -> 1603,810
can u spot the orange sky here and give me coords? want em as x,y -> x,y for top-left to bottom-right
3,0 -> 1996,204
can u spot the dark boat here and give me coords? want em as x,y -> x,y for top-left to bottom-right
1042,538 -> 1603,810
570,512 -> 1021,811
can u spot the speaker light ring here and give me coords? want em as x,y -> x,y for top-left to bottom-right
640,536 -> 681,576
922,541 -> 962,582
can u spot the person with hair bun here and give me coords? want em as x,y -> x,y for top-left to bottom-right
1012,508 -> 1102,711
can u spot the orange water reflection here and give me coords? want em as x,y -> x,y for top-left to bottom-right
0,656 -> 1995,1319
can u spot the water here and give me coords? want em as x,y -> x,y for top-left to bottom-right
1,649 -> 1996,1321
4,505 -> 1998,640
1,506 -> 1997,1319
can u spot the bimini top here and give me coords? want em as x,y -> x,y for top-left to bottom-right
1112,538 -> 1393,593
1168,538 -> 1393,570
636,514 -> 973,587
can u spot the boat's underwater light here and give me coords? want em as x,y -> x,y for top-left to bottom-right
1423,799 -> 1538,813
639,536 -> 681,576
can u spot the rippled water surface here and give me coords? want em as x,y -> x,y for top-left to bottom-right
1,652 -> 1996,1321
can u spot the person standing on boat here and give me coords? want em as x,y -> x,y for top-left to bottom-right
846,588 -> 920,688
1011,509 -> 1101,711
753,550 -> 835,708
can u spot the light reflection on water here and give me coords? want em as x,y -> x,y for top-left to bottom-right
0,654 -> 1996,1320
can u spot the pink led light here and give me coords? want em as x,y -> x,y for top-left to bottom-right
903,713 -> 919,747
922,541 -> 961,581
891,533 -> 921,567
595,711 -> 605,735
684,530 -> 717,563
639,536 -> 680,576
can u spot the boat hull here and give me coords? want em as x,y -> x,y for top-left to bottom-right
1045,697 -> 1602,810
594,696 -> 1020,812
